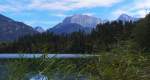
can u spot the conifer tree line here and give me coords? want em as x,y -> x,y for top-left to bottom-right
0,13 -> 150,53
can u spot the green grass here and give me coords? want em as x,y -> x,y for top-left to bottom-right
0,50 -> 149,80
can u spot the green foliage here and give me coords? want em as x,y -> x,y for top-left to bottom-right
133,14 -> 150,51
3,50 -> 149,80
0,20 -> 135,53
0,13 -> 150,80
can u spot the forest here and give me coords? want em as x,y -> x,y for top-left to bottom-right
0,14 -> 150,54
0,13 -> 149,80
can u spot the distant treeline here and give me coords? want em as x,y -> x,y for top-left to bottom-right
0,14 -> 150,53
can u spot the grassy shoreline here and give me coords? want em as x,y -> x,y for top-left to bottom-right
0,50 -> 149,80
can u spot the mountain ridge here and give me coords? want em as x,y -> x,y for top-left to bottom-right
48,14 -> 101,34
63,14 -> 101,28
117,14 -> 139,22
0,14 -> 38,41
34,26 -> 45,33
48,14 -> 138,34
0,13 -> 140,40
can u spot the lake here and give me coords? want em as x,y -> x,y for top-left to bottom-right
0,54 -> 98,59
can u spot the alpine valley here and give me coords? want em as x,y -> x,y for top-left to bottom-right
0,13 -> 138,41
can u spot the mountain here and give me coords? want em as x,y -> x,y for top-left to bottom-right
34,26 -> 44,33
48,14 -> 100,34
117,14 -> 139,22
0,14 -> 37,41
63,14 -> 101,28
49,23 -> 87,34
48,14 -> 140,34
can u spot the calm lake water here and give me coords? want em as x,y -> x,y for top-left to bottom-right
0,54 -> 97,59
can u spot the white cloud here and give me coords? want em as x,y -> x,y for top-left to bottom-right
134,0 -> 150,10
0,0 -> 30,12
29,0 -> 123,11
0,0 -> 123,12
55,14 -> 67,17
113,0 -> 150,18
29,0 -> 70,11
0,5 -> 6,12
82,13 -> 95,16
0,4 -> 15,12
24,20 -> 58,29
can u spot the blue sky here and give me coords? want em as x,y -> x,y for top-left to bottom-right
0,0 -> 150,29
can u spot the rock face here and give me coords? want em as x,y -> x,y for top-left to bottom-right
48,14 -> 100,34
117,14 -> 139,22
48,23 -> 85,34
0,14 -> 37,41
34,26 -> 45,33
63,14 -> 101,28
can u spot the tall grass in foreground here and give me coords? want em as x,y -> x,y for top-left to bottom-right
3,51 -> 150,80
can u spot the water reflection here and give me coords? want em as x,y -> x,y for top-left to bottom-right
0,54 -> 93,80
24,72 -> 88,80
0,54 -> 97,59
30,73 -> 48,80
